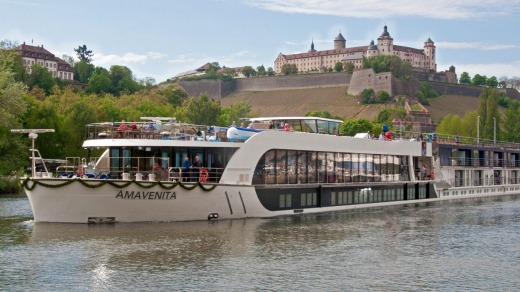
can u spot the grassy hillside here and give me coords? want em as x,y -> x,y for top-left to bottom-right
220,87 -> 389,120
221,87 -> 482,122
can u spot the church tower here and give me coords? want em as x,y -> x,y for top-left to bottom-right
377,25 -> 393,55
334,32 -> 346,50
424,38 -> 437,71
309,39 -> 317,53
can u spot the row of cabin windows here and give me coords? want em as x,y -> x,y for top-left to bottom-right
277,185 -> 428,209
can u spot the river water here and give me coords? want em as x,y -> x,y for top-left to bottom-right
1,194 -> 519,291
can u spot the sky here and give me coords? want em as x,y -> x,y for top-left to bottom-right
1,0 -> 520,83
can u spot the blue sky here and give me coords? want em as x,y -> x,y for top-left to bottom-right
1,0 -> 519,83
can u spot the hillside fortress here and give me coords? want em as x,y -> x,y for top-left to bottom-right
274,25 -> 436,74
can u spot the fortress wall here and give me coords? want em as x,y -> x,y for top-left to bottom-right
374,72 -> 393,94
234,73 -> 351,92
347,69 -> 392,95
178,74 -> 351,100
177,79 -> 235,100
178,73 -> 520,102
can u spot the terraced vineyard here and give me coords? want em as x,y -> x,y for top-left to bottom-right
220,86 -> 482,123
220,87 -> 390,120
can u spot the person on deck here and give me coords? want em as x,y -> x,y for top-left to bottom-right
192,156 -> 202,182
116,120 -> 129,138
182,156 -> 192,182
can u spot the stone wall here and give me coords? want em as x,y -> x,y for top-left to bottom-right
178,73 -> 351,100
177,79 -> 235,100
234,73 -> 351,92
347,69 -> 393,95
178,72 -> 520,101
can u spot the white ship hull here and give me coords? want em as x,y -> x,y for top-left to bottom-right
18,117 -> 520,223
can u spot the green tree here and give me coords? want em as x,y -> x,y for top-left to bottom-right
375,109 -> 392,125
377,91 -> 390,102
218,100 -> 252,126
267,67 -> 275,76
477,87 -> 500,140
256,65 -> 266,76
360,88 -> 375,104
109,65 -> 141,95
486,76 -> 498,88
436,114 -> 462,136
177,94 -> 221,125
139,76 -> 156,88
471,74 -> 487,86
339,118 -> 373,136
26,64 -> 56,95
281,64 -> 298,75
74,45 -> 94,63
334,61 -> 344,72
242,66 -> 256,78
87,67 -> 112,95
415,82 -> 439,105
0,59 -> 28,185
345,62 -> 355,74
503,100 -> 520,142
160,84 -> 188,107
74,60 -> 95,83
459,72 -> 471,85
362,55 -> 412,79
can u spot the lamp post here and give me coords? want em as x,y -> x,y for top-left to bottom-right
477,115 -> 480,144
493,117 -> 496,145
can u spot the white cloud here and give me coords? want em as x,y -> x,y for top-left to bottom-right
244,0 -> 520,19
437,41 -> 516,50
93,51 -> 166,67
440,61 -> 520,78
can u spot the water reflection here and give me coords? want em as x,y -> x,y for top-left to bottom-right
0,194 -> 519,291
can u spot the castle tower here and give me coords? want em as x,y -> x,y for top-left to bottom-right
334,32 -> 346,50
377,25 -> 393,55
424,38 -> 437,71
366,40 -> 378,57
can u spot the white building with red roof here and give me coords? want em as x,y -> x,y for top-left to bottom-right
15,42 -> 74,81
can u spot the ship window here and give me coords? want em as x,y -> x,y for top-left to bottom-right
318,152 -> 326,183
276,150 -> 287,184
308,152 -> 318,183
300,192 -> 317,207
288,150 -> 298,184
279,194 -> 292,208
298,151 -> 308,184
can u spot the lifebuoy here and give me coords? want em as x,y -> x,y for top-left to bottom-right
199,168 -> 209,182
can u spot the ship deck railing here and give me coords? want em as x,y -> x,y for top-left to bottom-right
450,176 -> 520,187
431,133 -> 520,151
85,121 -> 231,142
447,157 -> 520,168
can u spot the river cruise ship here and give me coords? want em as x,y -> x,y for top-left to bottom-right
16,117 -> 520,223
